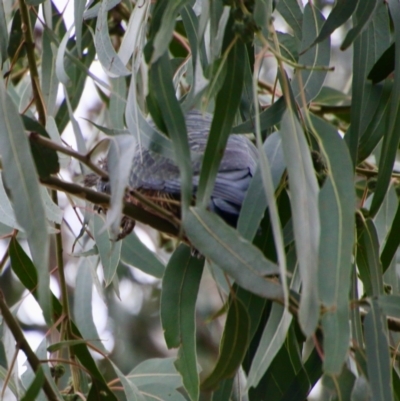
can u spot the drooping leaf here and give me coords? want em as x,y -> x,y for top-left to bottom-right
0,76 -> 50,321
369,0 -> 400,217
196,39 -> 246,210
364,300 -> 393,401
94,0 -> 131,77
312,0 -> 359,46
201,297 -> 250,391
291,4 -> 330,104
276,0 -> 303,41
341,0 -> 380,50
121,231 -> 165,278
280,109 -> 320,335
160,245 -> 204,401
93,214 -> 122,286
183,207 -> 282,301
148,52 -> 192,211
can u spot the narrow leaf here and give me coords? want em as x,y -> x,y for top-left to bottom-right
160,244 -> 204,401
105,134 -> 136,237
196,40 -> 246,209
93,214 -> 122,286
121,232 -> 165,279
232,96 -> 286,134
0,76 -> 50,321
94,0 -> 130,77
292,4 -> 330,104
201,297 -> 250,391
364,300 -> 393,401
369,0 -> 400,217
148,53 -> 192,211
183,207 -> 282,300
276,0 -> 303,41
341,0 -> 380,50
238,131 -> 286,241
313,0 -> 359,45
356,218 -> 384,297
280,109 -> 320,335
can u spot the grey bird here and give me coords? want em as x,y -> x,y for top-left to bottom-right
96,110 -> 258,234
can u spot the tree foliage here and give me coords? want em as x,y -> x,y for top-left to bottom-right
0,0 -> 400,400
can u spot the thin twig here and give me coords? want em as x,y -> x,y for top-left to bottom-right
0,292 -> 59,401
29,133 -> 108,179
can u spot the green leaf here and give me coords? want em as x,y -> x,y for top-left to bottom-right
149,0 -> 191,63
138,384 -> 187,401
322,365 -> 356,401
93,214 -> 122,286
105,134 -> 136,236
183,207 -> 282,301
314,0 -> 359,45
291,4 -> 330,104
83,0 -> 122,20
74,0 -> 85,56
121,231 -> 165,278
148,53 -> 192,211
358,80 -> 392,162
181,5 -> 209,109
41,28 -> 59,117
23,115 -> 60,178
0,76 -> 50,321
356,218 -> 384,297
369,0 -> 400,217
211,377 -> 235,400
309,115 -> 355,374
109,77 -> 127,130
364,300 -> 393,401
201,297 -> 250,391
341,0 -> 380,50
112,362 -> 145,401
351,376 -> 373,401
196,39 -> 246,210
276,0 -> 303,41
312,86 -> 351,106
94,0 -> 130,76
74,258 -> 106,352
237,131 -> 286,241
0,175 -> 23,230
21,366 -> 45,401
380,199 -> 400,273
232,96 -> 286,133
345,1 -> 391,165
161,244 -> 204,401
246,303 -> 292,390
280,109 -> 320,335
128,358 -> 182,389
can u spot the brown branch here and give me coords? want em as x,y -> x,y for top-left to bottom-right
29,133 -> 108,179
39,176 -> 180,237
0,292 -> 59,401
18,0 -> 47,125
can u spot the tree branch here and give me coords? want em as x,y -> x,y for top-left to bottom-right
29,133 -> 108,179
40,176 -> 180,237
